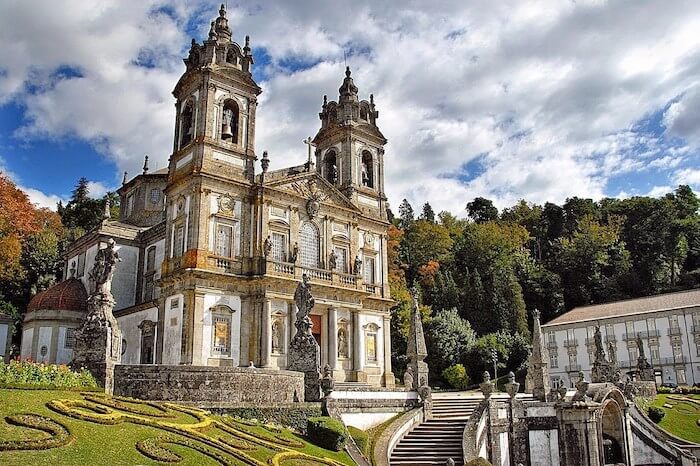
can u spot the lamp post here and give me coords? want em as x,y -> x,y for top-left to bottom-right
491,347 -> 498,383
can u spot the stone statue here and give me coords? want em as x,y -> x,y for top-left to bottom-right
263,236 -> 272,257
480,371 -> 494,398
271,320 -> 281,353
636,335 -> 646,360
290,242 -> 299,263
636,335 -> 654,381
590,325 -> 620,383
337,327 -> 348,358
403,366 -> 414,390
293,274 -> 314,336
608,341 -> 617,364
328,250 -> 337,270
288,274 -> 321,401
73,238 -> 123,394
320,364 -> 335,397
89,238 -> 121,295
505,371 -> 520,399
353,255 -> 362,275
572,371 -> 589,401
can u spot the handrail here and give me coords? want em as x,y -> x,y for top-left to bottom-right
462,398 -> 490,463
373,406 -> 424,466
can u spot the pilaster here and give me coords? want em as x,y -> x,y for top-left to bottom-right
261,298 -> 272,367
382,315 -> 395,387
328,307 -> 339,370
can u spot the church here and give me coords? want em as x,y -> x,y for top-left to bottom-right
21,4 -> 394,388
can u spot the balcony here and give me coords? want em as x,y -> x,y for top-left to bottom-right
565,364 -> 581,372
604,335 -> 617,343
639,329 -> 661,338
623,332 -> 638,341
659,356 -> 688,365
266,260 -> 383,297
563,339 -> 578,348
547,340 -> 558,349
668,327 -> 683,336
207,255 -> 239,274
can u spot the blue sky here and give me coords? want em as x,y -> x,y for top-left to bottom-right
1,0 -> 699,214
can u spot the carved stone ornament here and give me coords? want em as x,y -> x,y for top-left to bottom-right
218,194 -> 236,216
364,232 -> 374,245
291,179 -> 328,219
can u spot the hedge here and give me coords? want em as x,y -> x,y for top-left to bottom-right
0,414 -> 73,451
217,405 -> 322,433
307,416 -> 348,451
347,426 -> 369,456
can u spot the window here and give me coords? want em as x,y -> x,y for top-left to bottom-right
174,225 -> 185,257
550,351 -> 558,368
64,328 -> 76,349
324,150 -> 338,184
365,324 -> 379,363
126,194 -> 135,216
139,320 -> 156,364
647,318 -> 656,331
568,352 -> 577,368
628,347 -> 638,362
212,311 -> 232,357
677,368 -> 687,385
271,232 -> 287,262
180,99 -> 195,147
650,346 -> 660,363
77,252 -> 86,277
669,315 -> 680,330
672,342 -> 683,361
566,329 -> 575,342
333,246 -> 348,273
363,256 -> 376,284
146,246 -> 156,272
361,151 -> 374,188
150,188 -> 161,205
221,99 -> 239,143
299,223 -> 320,268
625,321 -> 635,335
214,222 -> 235,257
605,323 -> 615,340
547,332 -> 556,345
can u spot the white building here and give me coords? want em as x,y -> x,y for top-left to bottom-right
542,289 -> 700,388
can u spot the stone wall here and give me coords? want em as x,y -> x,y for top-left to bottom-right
114,365 -> 304,404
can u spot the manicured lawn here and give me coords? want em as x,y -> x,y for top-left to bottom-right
0,389 -> 355,466
647,394 -> 700,444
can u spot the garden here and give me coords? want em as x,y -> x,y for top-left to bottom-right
642,392 -> 700,444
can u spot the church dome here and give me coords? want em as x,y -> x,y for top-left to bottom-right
27,278 -> 87,313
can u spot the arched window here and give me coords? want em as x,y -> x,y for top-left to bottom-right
180,99 -> 195,148
361,151 -> 374,188
360,104 -> 369,121
221,99 -> 239,143
324,150 -> 338,184
226,49 -> 237,66
299,222 -> 320,268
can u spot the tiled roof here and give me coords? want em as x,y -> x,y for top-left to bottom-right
27,278 -> 88,313
543,288 -> 700,327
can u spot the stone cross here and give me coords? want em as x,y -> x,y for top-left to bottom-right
303,136 -> 315,170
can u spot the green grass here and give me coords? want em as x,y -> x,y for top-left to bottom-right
0,389 -> 355,466
646,394 -> 700,444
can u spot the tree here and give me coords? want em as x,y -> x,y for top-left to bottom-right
419,202 -> 436,223
401,220 -> 453,283
397,199 -> 415,231
59,177 -> 107,240
425,308 -> 475,383
466,197 -> 498,224
463,331 -> 530,382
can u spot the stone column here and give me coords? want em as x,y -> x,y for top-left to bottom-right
261,299 -> 272,367
328,307 -> 338,371
382,315 -> 395,387
189,291 -> 206,365
353,310 -> 364,381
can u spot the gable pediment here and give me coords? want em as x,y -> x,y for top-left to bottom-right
266,172 -> 360,215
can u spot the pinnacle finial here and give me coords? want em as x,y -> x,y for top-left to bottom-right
345,66 -> 351,78
370,93 -> 374,105
219,3 -> 226,17
122,171 -> 127,185
323,95 -> 327,107
142,155 -> 149,175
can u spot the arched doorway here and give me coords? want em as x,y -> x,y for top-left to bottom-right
599,391 -> 628,465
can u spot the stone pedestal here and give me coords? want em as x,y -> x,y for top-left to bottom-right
72,293 -> 122,394
288,331 -> 321,401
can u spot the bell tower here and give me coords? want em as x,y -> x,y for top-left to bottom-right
169,3 -> 261,183
312,67 -> 388,219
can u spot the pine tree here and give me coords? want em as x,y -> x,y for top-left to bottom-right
420,202 -> 436,223
398,199 -> 415,230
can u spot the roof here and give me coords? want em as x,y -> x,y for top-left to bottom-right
543,288 -> 700,327
27,278 -> 88,313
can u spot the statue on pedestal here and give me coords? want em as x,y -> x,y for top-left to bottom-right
636,335 -> 654,381
590,326 -> 620,383
288,274 -> 322,401
72,238 -> 123,394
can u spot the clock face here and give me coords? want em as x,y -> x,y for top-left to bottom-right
365,233 -> 374,245
219,194 -> 236,215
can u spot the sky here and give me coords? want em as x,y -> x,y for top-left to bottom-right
1,0 -> 700,216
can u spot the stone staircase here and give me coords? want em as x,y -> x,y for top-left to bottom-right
333,381 -> 373,391
390,394 -> 483,465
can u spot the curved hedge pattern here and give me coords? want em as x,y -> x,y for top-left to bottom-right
0,414 -> 73,451
7,392 -> 348,466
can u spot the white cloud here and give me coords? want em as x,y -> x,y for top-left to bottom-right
647,185 -> 674,198
1,1 -> 700,214
21,186 -> 66,210
674,168 -> 700,186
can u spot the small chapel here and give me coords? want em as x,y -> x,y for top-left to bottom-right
21,4 -> 394,388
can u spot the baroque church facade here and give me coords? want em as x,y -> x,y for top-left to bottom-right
27,5 -> 394,387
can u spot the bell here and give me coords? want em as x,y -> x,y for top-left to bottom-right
221,123 -> 233,140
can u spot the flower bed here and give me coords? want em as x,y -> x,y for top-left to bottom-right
0,359 -> 97,390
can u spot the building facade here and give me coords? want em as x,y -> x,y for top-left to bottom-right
542,289 -> 700,388
33,5 -> 394,386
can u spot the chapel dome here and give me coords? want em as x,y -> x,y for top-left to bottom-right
27,278 -> 88,313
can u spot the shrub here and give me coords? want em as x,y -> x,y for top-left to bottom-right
306,417 -> 347,451
442,364 -> 470,390
0,359 -> 98,390
648,406 -> 665,423
657,386 -> 673,394
426,308 -> 475,380
347,426 -> 369,456
465,458 -> 493,466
